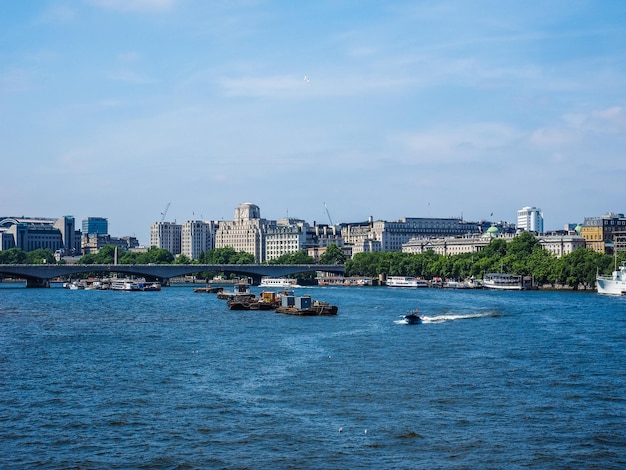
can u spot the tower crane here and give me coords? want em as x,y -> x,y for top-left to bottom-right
160,202 -> 171,223
324,203 -> 334,225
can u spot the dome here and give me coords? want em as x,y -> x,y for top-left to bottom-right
575,224 -> 582,233
485,225 -> 499,237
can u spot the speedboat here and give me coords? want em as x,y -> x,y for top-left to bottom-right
403,311 -> 423,324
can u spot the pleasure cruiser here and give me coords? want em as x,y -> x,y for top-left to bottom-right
386,276 -> 429,288
483,273 -> 523,290
596,264 -> 626,295
258,277 -> 301,288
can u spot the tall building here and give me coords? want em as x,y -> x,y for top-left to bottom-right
181,220 -> 216,260
517,207 -> 543,233
82,217 -> 108,235
150,221 -> 182,255
215,203 -> 267,262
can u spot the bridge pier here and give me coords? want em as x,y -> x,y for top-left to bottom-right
26,278 -> 50,288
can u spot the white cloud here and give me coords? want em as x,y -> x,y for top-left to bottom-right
394,122 -> 523,162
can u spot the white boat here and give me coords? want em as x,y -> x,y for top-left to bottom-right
110,279 -> 142,291
596,264 -> 626,296
258,277 -> 301,288
483,273 -> 523,290
386,276 -> 429,288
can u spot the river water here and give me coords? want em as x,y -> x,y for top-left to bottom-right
1,283 -> 624,469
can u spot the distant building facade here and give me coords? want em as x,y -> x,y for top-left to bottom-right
517,206 -> 543,233
343,217 -> 481,255
215,203 -> 267,262
150,221 -> 182,255
265,218 -> 312,261
181,220 -> 217,260
0,216 -> 79,254
82,217 -> 108,235
581,212 -> 626,254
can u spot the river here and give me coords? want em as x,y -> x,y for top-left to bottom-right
1,283 -> 624,469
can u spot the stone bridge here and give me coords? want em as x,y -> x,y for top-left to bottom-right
0,264 -> 345,287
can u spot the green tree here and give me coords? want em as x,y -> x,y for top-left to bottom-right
138,246 -> 175,264
267,250 -> 313,265
175,254 -> 194,264
0,248 -> 28,264
318,244 -> 346,265
25,249 -> 56,264
200,247 -> 254,264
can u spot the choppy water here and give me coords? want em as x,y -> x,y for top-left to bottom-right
1,283 -> 624,469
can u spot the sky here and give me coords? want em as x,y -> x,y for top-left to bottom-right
1,0 -> 625,244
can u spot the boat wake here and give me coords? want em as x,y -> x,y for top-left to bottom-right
421,311 -> 499,323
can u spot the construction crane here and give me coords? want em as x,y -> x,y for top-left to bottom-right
160,202 -> 171,222
324,202 -> 334,225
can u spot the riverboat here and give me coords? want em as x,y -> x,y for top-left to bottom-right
258,277 -> 301,288
596,264 -> 626,295
386,276 -> 429,288
482,273 -> 523,290
110,279 -> 142,291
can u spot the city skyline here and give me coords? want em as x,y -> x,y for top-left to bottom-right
1,1 -> 625,244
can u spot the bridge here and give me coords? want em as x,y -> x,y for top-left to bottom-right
0,264 -> 345,288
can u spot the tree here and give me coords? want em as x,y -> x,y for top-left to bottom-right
25,249 -> 56,264
139,246 -> 175,264
199,247 -> 254,264
175,254 -> 194,264
0,248 -> 28,264
318,244 -> 346,265
267,250 -> 314,265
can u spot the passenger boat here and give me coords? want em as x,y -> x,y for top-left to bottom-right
482,273 -> 523,290
258,277 -> 301,288
386,276 -> 429,288
596,264 -> 626,295
110,279 -> 142,291
108,279 -> 161,291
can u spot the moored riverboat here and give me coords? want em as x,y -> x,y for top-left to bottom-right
596,264 -> 626,295
386,276 -> 429,288
483,273 -> 523,290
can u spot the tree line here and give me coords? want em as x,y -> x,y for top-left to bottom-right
1,232 -> 623,288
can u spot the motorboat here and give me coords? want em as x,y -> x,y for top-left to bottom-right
596,264 -> 626,295
403,310 -> 423,324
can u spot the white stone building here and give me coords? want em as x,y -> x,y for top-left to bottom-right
150,221 -> 182,255
265,218 -> 311,261
214,203 -> 267,262
517,206 -> 544,233
181,220 -> 217,260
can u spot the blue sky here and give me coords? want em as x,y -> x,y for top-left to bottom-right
1,0 -> 625,243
